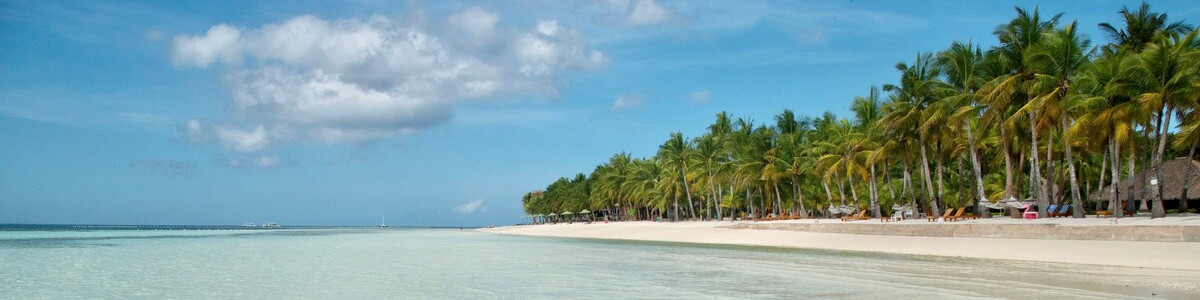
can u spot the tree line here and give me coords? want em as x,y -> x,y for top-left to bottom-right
523,3 -> 1199,222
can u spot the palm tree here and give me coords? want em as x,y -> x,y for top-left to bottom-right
985,6 -> 1062,217
1099,2 -> 1194,53
1023,21 -> 1093,217
659,132 -> 698,220
1125,31 -> 1200,218
1072,49 -> 1142,217
884,52 -> 950,217
938,41 -> 993,217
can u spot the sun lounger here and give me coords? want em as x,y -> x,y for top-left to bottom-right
1122,201 -> 1136,217
959,207 -> 979,220
841,210 -> 868,221
927,208 -> 952,222
945,207 -> 965,221
1051,204 -> 1071,217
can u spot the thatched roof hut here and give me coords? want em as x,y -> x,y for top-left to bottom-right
1095,157 -> 1200,202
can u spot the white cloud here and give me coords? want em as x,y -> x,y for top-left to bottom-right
172,10 -> 604,152
455,199 -> 485,214
689,90 -> 710,103
182,119 -> 207,142
629,0 -> 671,25
171,24 -> 241,68
215,125 -> 270,152
612,94 -> 642,111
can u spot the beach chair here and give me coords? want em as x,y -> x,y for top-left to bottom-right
840,210 -> 867,221
1122,201 -> 1136,217
1051,204 -> 1071,217
1022,205 -> 1038,219
1045,204 -> 1060,217
946,208 -> 965,221
960,207 -> 979,220
927,208 -> 952,222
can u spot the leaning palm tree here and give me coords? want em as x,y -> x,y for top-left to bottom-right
884,52 -> 950,217
985,6 -> 1062,216
1023,21 -> 1093,217
1124,31 -> 1200,218
658,132 -> 698,220
1072,49 -> 1143,217
938,40 -> 995,217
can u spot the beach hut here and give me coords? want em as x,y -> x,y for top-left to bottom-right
1094,157 -> 1200,212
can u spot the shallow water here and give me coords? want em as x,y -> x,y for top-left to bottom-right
0,228 -> 1194,299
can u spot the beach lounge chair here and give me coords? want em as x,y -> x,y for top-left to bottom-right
1122,201 -> 1136,217
1022,205 -> 1038,219
841,210 -> 867,221
1051,204 -> 1071,217
927,208 -> 952,222
945,208 -> 965,221
1045,204 -> 1059,217
959,207 -> 979,220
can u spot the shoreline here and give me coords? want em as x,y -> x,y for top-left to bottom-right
481,218 -> 1200,271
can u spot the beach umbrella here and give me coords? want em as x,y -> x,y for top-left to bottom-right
561,211 -> 575,222
579,209 -> 590,214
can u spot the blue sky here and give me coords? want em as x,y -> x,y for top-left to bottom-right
2,0 -> 1196,226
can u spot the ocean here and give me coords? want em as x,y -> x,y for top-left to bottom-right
0,226 -> 1190,299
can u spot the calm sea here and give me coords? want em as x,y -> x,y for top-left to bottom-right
0,225 -> 1192,299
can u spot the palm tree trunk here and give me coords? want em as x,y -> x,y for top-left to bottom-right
1111,139 -> 1122,217
1182,140 -> 1196,214
869,164 -> 880,218
1096,147 -> 1107,212
936,146 -> 946,210
1002,125 -> 1016,200
1063,118 -> 1084,218
791,174 -> 806,217
918,138 -> 940,217
902,156 -> 918,213
1029,113 -> 1048,217
1151,107 -> 1172,218
709,173 -> 720,220
837,177 -> 848,208
884,161 -> 897,201
848,175 -> 861,212
822,179 -> 834,215
966,120 -> 988,218
774,183 -> 784,217
1047,125 -> 1056,205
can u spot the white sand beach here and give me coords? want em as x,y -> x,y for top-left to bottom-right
482,216 -> 1200,271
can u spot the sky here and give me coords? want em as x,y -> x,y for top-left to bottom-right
1,0 -> 1197,227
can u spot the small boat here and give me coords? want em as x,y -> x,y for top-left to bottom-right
242,222 -> 256,227
261,222 -> 279,228
379,216 -> 389,228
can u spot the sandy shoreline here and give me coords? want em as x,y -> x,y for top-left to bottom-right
481,218 -> 1200,271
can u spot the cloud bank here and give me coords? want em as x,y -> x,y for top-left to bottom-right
173,9 -> 605,152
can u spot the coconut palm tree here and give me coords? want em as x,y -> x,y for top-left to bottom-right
1099,2 -> 1194,53
985,6 -> 1062,216
1125,31 -> 1200,217
1023,21 -> 1093,217
659,132 -> 698,220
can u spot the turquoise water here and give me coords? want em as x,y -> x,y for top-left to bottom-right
1,228 -> 1193,299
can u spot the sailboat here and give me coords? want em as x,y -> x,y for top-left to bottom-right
378,216 -> 389,228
